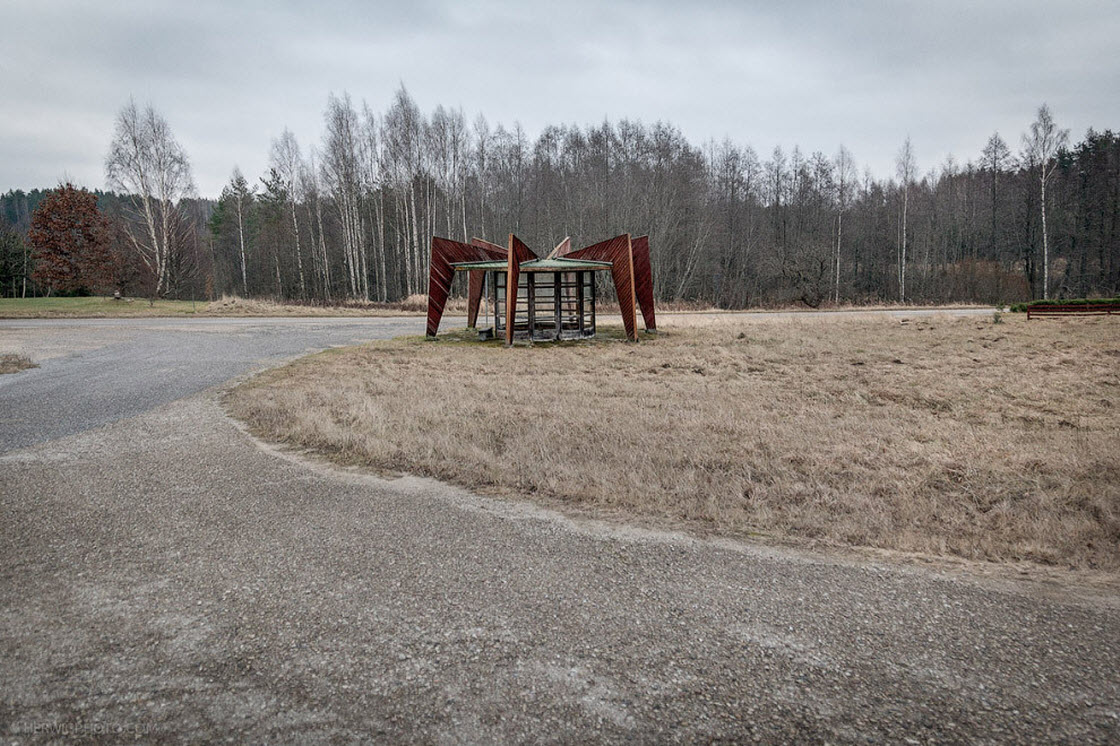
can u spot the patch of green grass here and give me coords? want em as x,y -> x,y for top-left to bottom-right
1009,296 -> 1120,312
0,296 -> 208,318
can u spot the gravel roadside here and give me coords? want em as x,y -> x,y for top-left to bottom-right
1,390 -> 1117,743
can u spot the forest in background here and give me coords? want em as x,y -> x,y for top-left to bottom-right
1,86 -> 1117,307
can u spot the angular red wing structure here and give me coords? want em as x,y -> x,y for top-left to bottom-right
466,238 -> 507,329
505,234 -> 539,345
630,235 -> 656,332
471,238 -> 507,253
546,236 -> 571,259
426,232 -> 655,344
567,234 -> 640,341
427,237 -> 508,337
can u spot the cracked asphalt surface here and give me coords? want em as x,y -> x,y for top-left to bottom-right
1,314 -> 1118,744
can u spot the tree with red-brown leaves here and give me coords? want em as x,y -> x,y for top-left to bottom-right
28,183 -> 113,295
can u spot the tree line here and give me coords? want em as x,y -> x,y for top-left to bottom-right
2,87 -> 1117,306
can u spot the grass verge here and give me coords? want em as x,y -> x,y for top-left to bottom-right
1,294 -> 996,320
0,294 -> 448,318
0,296 -> 210,318
0,353 -> 38,374
228,313 -> 1119,570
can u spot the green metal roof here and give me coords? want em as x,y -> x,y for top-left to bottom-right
450,257 -> 613,272
520,258 -> 612,271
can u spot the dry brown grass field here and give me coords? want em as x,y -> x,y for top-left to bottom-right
228,313 -> 1120,570
201,294 -> 445,316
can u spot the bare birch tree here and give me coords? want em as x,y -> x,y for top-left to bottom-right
895,136 -> 916,302
981,132 -> 1013,258
321,92 -> 368,300
105,99 -> 195,296
302,148 -> 332,300
361,104 -> 388,302
269,129 -> 308,299
1021,104 -> 1069,299
833,145 -> 856,303
219,168 -> 254,295
383,86 -> 425,294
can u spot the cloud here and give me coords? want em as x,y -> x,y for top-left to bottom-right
2,0 -> 1117,196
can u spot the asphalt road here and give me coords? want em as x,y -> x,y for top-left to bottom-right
0,317 -> 423,453
1,312 -> 1117,744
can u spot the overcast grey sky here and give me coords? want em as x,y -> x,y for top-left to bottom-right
3,0 -> 1117,197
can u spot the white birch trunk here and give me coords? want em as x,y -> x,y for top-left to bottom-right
236,194 -> 248,296
290,200 -> 306,299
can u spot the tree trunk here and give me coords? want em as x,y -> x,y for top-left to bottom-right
358,207 -> 369,301
900,188 -> 908,303
315,195 -> 331,301
290,200 -> 306,299
376,190 -> 387,302
274,246 -> 283,297
1040,173 -> 1050,299
236,195 -> 248,296
410,186 -> 421,294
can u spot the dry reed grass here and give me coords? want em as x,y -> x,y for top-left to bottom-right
0,353 -> 37,374
200,294 -> 470,316
228,313 -> 1120,570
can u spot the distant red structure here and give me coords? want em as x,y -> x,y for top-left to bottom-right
426,234 -> 656,344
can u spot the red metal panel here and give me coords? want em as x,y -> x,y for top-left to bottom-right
466,238 -> 508,328
466,271 -> 484,329
504,234 -> 538,345
631,235 -> 656,332
426,237 -> 507,337
567,234 -> 639,341
471,237 -> 507,254
546,236 -> 572,259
